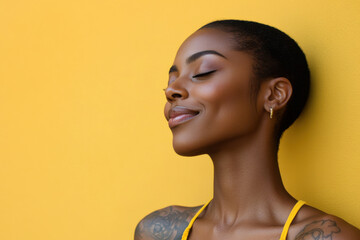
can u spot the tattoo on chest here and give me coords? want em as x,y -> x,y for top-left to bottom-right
295,219 -> 341,240
136,206 -> 200,240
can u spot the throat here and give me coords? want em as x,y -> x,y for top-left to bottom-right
208,153 -> 291,224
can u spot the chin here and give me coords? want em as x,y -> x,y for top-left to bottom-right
172,138 -> 208,157
173,148 -> 204,157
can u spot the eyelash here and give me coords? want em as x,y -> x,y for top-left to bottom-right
192,70 -> 217,78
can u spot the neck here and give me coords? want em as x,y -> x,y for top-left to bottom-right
206,130 -> 295,225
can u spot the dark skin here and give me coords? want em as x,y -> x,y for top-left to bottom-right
135,28 -> 360,240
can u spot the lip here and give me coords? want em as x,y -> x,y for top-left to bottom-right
167,106 -> 200,128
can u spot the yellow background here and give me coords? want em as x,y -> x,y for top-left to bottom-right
1,0 -> 359,239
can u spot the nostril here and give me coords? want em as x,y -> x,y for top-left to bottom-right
172,93 -> 182,98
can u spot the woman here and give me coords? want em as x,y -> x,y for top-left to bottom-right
134,20 -> 360,240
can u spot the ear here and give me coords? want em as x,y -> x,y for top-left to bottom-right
262,77 -> 293,116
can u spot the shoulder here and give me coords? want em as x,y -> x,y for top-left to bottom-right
289,204 -> 360,240
134,204 -> 202,240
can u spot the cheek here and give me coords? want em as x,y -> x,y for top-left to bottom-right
194,78 -> 257,135
194,76 -> 251,116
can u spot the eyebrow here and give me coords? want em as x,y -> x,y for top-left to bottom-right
168,50 -> 227,74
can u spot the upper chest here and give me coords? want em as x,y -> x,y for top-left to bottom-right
187,221 -> 282,240
186,218 -> 309,240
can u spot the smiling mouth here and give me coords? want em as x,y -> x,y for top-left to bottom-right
168,107 -> 200,128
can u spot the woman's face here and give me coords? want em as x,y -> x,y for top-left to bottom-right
164,28 -> 263,156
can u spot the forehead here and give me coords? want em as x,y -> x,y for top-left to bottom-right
175,28 -> 236,61
172,28 -> 255,76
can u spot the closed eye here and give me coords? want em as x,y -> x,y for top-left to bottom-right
192,70 -> 217,78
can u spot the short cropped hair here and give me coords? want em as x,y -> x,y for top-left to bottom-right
200,20 -> 310,139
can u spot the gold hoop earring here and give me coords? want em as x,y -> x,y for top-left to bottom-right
270,107 -> 273,119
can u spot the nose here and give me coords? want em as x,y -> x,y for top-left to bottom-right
165,80 -> 189,102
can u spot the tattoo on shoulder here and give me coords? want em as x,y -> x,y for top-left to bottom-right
295,219 -> 341,240
135,206 -> 201,240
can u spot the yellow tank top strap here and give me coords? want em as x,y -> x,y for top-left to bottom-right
279,200 -> 306,240
181,199 -> 212,240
